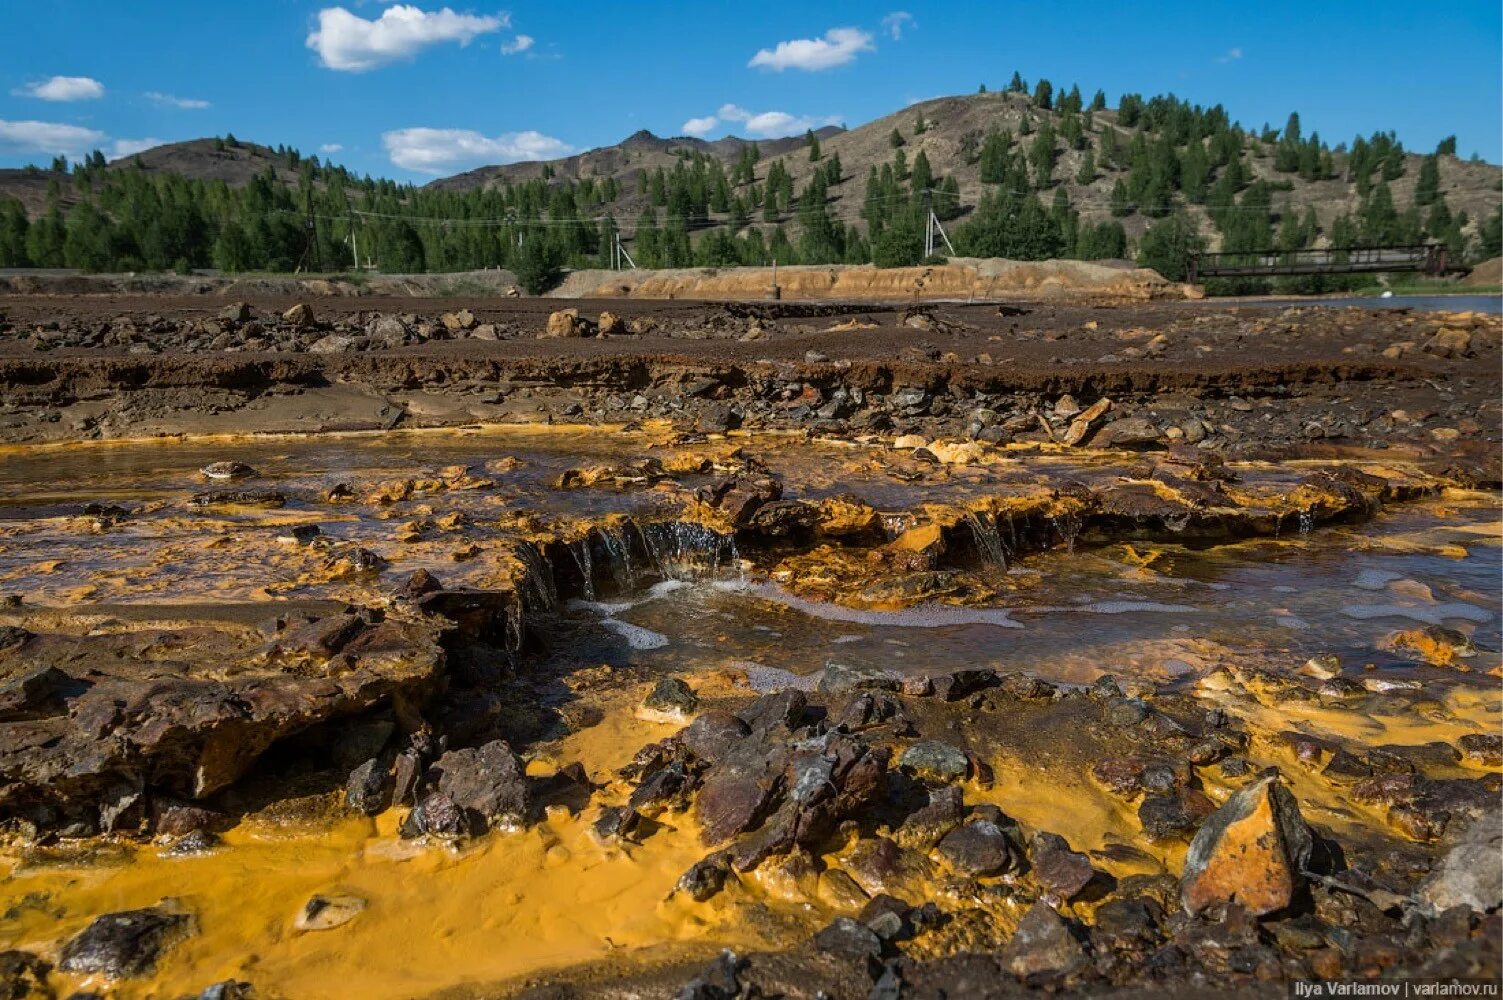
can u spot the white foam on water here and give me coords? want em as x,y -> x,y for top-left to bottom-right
568,579 -> 692,616
1340,602 -> 1492,625
1274,615 -> 1310,629
727,660 -> 819,692
600,618 -> 671,650
1028,601 -> 1199,615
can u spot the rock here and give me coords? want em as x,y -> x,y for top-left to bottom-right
200,461 -> 254,481
345,757 -> 393,815
217,302 -> 252,323
308,334 -> 357,354
545,308 -> 585,338
1094,417 -> 1161,448
402,791 -> 471,839
1063,398 -> 1112,446
817,661 -> 898,695
892,434 -> 928,450
59,907 -> 190,978
680,711 -> 751,763
1424,326 -> 1473,358
1458,733 -> 1503,767
440,309 -> 477,332
1029,832 -> 1097,900
1180,773 -> 1313,916
697,772 -> 776,845
1419,816 -> 1502,914
282,303 -> 315,328
427,739 -> 529,831
893,784 -> 964,850
471,323 -> 499,340
676,853 -> 734,902
814,916 -> 883,963
674,949 -> 746,1000
897,741 -> 970,783
936,820 -> 1014,876
696,402 -> 742,434
368,315 -> 409,344
163,830 -> 221,856
638,677 -> 699,724
597,311 -> 625,336
998,902 -> 1087,980
294,893 -> 367,931
0,951 -> 50,998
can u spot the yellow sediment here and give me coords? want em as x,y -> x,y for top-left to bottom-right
0,704 -> 765,1000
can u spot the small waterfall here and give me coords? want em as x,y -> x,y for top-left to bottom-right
568,537 -> 596,601
1296,510 -> 1315,535
505,599 -> 524,653
515,542 -> 559,612
596,522 -> 638,592
964,510 -> 1008,569
1051,512 -> 1083,553
640,521 -> 740,582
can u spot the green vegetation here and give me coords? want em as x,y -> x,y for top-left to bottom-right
0,79 -> 1494,281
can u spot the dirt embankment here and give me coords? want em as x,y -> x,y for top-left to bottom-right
551,258 -> 1199,302
0,257 -> 1197,303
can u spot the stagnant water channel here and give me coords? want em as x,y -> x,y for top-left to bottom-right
0,427 -> 1497,998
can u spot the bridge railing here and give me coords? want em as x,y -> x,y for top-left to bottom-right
1187,244 -> 1446,283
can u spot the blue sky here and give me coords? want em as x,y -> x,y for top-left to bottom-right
3,0 -> 1499,182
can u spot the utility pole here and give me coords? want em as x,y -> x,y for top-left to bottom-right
613,230 -> 636,270
349,214 -> 362,271
923,188 -> 955,258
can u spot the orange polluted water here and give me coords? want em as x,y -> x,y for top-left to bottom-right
1,711 -> 763,1000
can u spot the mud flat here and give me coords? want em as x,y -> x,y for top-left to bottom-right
0,293 -> 1498,998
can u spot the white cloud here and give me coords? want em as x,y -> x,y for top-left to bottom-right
681,116 -> 719,137
145,91 -> 211,109
382,126 -> 572,173
1217,47 -> 1243,63
13,76 -> 106,102
501,33 -> 533,54
0,119 -> 107,157
748,27 -> 874,71
319,143 -> 345,153
711,103 -> 841,138
881,12 -> 914,41
308,5 -> 507,72
108,138 -> 164,161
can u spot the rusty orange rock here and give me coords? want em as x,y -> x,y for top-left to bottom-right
1180,773 -> 1314,917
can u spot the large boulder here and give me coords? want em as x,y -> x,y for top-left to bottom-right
1180,773 -> 1313,916
1419,815 -> 1503,914
426,739 -> 530,831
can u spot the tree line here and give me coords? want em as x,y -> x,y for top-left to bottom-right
0,84 -> 1497,293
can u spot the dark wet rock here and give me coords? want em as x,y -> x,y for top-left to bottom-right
673,949 -> 746,1000
639,677 -> 698,722
936,819 -> 1014,877
345,757 -> 393,816
0,664 -> 80,720
814,916 -> 883,964
591,805 -> 645,844
149,797 -> 227,837
192,980 -> 254,1000
831,691 -> 907,733
696,402 -> 743,435
817,661 -> 898,695
400,568 -> 444,598
190,488 -> 286,508
402,791 -> 472,839
1091,898 -> 1164,950
268,613 -> 365,662
998,902 -> 1088,980
1138,790 -> 1215,842
897,741 -> 970,784
427,740 -> 529,831
59,907 -> 191,979
1420,816 -> 1503,915
676,852 -> 734,902
696,770 -> 776,845
1090,755 -> 1191,800
737,689 -> 807,733
1181,773 -> 1314,917
628,762 -> 695,816
1029,832 -> 1098,900
744,500 -> 819,538
0,950 -> 51,999
926,668 -> 998,702
680,711 -> 751,764
893,784 -> 963,851
1458,733 -> 1503,768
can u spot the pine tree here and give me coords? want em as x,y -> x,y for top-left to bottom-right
1413,155 -> 1440,206
1032,79 -> 1053,109
1075,149 -> 1096,186
1090,89 -> 1107,112
1435,135 -> 1457,156
806,129 -> 821,162
1008,71 -> 1026,93
889,128 -> 906,148
1136,211 -> 1202,281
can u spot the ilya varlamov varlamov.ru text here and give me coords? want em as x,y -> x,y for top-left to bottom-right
1292,983 -> 1501,998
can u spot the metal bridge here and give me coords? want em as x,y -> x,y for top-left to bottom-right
1186,244 -> 1451,284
